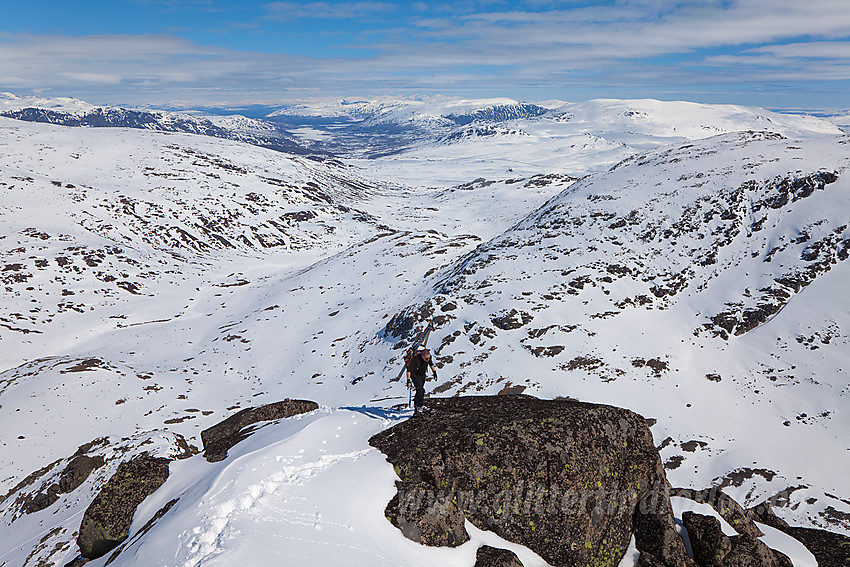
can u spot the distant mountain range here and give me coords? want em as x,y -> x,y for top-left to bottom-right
2,92 -> 841,165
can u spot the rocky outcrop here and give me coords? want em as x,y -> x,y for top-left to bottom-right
670,487 -> 762,538
475,545 -> 525,567
682,511 -> 792,567
77,455 -> 170,559
384,480 -> 469,546
22,454 -> 105,514
749,503 -> 850,567
201,398 -> 319,462
369,395 -> 695,567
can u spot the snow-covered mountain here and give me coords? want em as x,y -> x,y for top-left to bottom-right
0,95 -> 848,567
0,92 -> 310,155
7,92 -> 838,186
266,96 -> 841,186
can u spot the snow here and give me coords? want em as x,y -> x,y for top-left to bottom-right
87,407 -> 553,567
1,95 -> 848,565
346,97 -> 839,187
0,91 -> 97,114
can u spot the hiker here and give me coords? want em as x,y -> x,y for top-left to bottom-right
406,345 -> 437,415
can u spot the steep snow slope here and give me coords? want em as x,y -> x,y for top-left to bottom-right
416,130 -> 850,533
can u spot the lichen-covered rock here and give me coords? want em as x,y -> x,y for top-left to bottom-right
682,511 -> 792,567
682,512 -> 732,567
201,398 -> 319,462
475,545 -> 525,567
77,455 -> 170,559
385,480 -> 469,547
637,553 -> 669,567
369,395 -> 694,567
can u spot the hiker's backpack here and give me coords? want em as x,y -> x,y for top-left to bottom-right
403,347 -> 416,369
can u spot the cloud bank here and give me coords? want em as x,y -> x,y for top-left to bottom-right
0,0 -> 848,107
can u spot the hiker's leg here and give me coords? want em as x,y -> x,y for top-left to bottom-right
412,375 -> 426,409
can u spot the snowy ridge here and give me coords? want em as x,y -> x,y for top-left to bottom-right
339,97 -> 841,186
0,103 -> 848,566
0,93 -> 309,155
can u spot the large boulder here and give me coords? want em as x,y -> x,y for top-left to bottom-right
201,398 -> 319,462
369,395 -> 694,567
77,455 -> 170,559
475,545 -> 525,567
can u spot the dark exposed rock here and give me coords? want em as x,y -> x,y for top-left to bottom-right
77,455 -> 170,559
746,502 -> 789,530
385,312 -> 415,338
491,309 -> 533,330
637,553 -> 669,567
59,455 -> 105,494
679,441 -> 708,453
682,512 -> 792,567
23,485 -> 60,514
771,527 -> 850,567
475,545 -> 525,567
104,498 -> 179,566
714,468 -> 777,489
385,481 -> 469,547
682,512 -> 731,567
201,398 -> 319,462
748,502 -> 850,567
369,395 -> 694,567
22,454 -> 106,514
670,487 -> 762,537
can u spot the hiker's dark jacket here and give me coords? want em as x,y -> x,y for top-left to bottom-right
407,354 -> 432,381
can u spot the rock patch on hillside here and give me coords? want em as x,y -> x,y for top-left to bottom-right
200,398 -> 319,462
77,455 -> 170,559
22,454 -> 105,514
748,502 -> 850,567
369,395 -> 695,567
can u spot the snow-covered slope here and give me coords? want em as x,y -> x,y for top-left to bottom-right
0,102 -> 848,566
417,131 -> 850,532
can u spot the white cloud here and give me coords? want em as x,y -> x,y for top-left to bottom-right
751,41 -> 850,59
60,72 -> 124,85
264,2 -> 397,20
410,0 -> 850,59
2,0 -> 849,106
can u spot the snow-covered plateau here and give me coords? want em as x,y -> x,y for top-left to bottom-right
0,96 -> 848,566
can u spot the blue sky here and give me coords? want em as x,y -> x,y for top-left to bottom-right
1,0 -> 849,109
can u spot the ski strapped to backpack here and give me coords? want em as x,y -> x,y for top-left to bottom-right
395,320 -> 434,382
